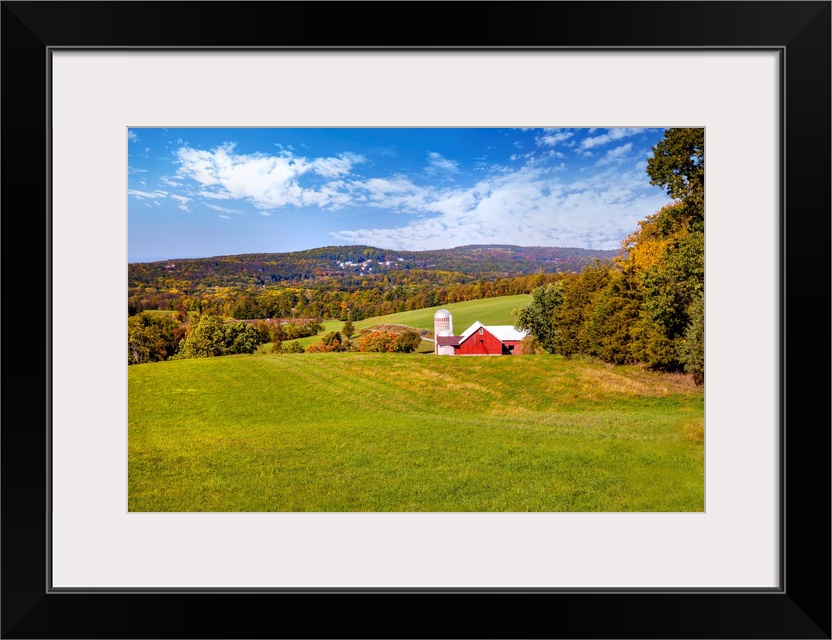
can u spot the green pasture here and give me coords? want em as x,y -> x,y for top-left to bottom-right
353,294 -> 532,333
129,353 -> 704,512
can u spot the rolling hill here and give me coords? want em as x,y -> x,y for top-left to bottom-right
128,244 -> 617,289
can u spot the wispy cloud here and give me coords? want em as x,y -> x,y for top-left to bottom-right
128,131 -> 139,143
351,176 -> 432,212
204,203 -> 242,215
595,143 -> 634,166
536,130 -> 574,147
170,194 -> 191,212
129,189 -> 167,199
581,128 -> 646,150
426,151 -> 459,174
218,214 -> 231,220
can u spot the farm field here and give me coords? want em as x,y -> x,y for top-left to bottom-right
128,352 -> 704,512
351,294 -> 533,333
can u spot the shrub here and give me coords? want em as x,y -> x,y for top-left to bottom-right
178,315 -> 260,359
519,334 -> 543,355
306,331 -> 347,353
358,330 -> 420,353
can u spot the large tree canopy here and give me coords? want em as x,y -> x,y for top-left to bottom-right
646,127 -> 704,224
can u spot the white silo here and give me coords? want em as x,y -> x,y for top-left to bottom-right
433,309 -> 453,355
436,329 -> 456,356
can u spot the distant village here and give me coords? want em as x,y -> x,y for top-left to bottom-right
337,257 -> 405,273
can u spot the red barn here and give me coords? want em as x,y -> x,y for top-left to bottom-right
435,319 -> 527,356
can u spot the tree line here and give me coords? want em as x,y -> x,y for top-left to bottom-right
128,313 -> 423,365
128,270 -> 567,322
127,313 -> 323,365
514,128 -> 704,383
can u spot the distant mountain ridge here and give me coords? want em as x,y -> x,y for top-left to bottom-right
128,244 -> 618,289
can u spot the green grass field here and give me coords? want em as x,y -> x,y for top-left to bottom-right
352,294 -> 532,332
129,352 -> 704,512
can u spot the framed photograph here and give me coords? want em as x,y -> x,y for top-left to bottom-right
3,2 -> 829,638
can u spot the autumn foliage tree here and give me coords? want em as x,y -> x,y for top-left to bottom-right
178,315 -> 261,359
358,330 -> 421,353
128,313 -> 185,365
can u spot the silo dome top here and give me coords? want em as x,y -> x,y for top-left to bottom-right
437,329 -> 454,337
434,309 -> 451,319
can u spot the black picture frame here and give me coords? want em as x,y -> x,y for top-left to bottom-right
2,2 -> 829,638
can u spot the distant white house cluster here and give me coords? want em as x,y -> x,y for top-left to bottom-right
337,257 -> 405,272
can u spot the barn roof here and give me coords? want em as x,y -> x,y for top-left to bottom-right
437,335 -> 462,346
459,321 -> 485,340
487,326 -> 528,342
459,321 -> 528,343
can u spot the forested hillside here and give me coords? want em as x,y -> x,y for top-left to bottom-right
128,245 -> 614,320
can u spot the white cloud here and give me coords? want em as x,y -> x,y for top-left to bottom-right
160,177 -> 182,187
129,189 -> 167,199
427,151 -> 459,174
128,131 -> 139,142
175,143 -> 365,209
581,128 -> 647,150
259,211 -> 271,217
332,164 -> 670,252
198,190 -> 236,200
595,143 -> 634,166
204,203 -> 242,215
353,176 -> 432,212
218,215 -> 231,220
310,153 -> 364,178
536,130 -> 574,147
170,194 -> 191,212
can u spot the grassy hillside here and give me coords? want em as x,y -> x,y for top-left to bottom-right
353,294 -> 532,332
129,353 -> 704,512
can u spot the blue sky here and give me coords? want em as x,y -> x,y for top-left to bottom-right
128,127 -> 672,263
